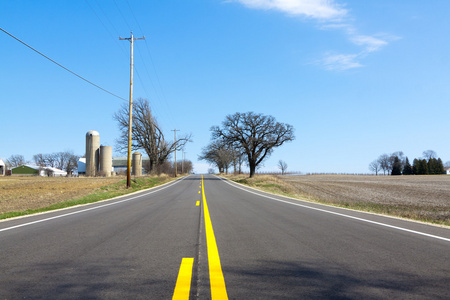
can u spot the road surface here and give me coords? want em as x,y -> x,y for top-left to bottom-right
0,174 -> 449,299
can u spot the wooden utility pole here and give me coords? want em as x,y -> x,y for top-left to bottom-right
120,32 -> 145,188
172,129 -> 179,177
182,151 -> 185,175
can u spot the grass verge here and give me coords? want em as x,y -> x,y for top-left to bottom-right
223,174 -> 450,227
0,175 -> 173,220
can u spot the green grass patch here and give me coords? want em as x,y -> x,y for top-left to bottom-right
0,175 -> 173,220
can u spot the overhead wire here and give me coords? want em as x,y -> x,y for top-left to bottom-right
120,0 -> 177,128
109,0 -> 165,119
0,26 -> 127,102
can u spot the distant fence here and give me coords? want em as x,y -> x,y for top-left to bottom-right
237,171 -> 375,176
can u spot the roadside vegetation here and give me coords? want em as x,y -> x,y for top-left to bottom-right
0,175 -> 173,220
223,174 -> 450,226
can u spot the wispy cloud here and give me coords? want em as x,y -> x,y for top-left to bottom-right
230,0 -> 399,71
233,0 -> 347,20
350,35 -> 388,53
320,53 -> 362,71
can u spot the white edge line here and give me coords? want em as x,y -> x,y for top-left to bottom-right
0,176 -> 189,233
216,176 -> 450,243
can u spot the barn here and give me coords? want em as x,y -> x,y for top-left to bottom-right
0,159 -> 5,176
11,165 -> 67,177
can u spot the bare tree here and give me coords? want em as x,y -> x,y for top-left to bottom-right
114,98 -> 191,173
423,150 -> 437,161
199,139 -> 234,174
369,159 -> 380,175
278,160 -> 288,175
33,154 -> 46,167
211,112 -> 295,178
378,154 -> 390,175
54,151 -> 79,174
232,150 -> 245,174
45,153 -> 59,168
7,155 -> 27,168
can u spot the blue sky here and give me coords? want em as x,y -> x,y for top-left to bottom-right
1,0 -> 450,174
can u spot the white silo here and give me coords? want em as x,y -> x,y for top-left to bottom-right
100,146 -> 112,177
132,151 -> 142,176
85,130 -> 100,176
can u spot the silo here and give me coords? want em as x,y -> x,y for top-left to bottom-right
132,152 -> 142,176
100,146 -> 112,177
85,130 -> 100,176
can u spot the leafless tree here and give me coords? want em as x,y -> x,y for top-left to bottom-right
378,154 -> 390,175
390,151 -> 405,170
6,155 -> 27,168
211,112 -> 295,177
33,154 -> 46,167
369,159 -> 380,175
278,160 -> 288,175
114,98 -> 192,173
176,160 -> 193,175
199,139 -> 234,174
44,153 -> 59,168
423,150 -> 437,161
231,149 -> 246,174
54,151 -> 79,174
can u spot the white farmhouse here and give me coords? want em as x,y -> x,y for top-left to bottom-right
0,159 -> 5,176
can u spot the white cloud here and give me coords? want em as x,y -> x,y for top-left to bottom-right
231,0 -> 399,71
350,35 -> 388,53
320,53 -> 363,70
233,0 -> 347,20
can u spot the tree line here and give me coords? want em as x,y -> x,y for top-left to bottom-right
369,150 -> 446,175
199,112 -> 295,178
5,151 -> 80,175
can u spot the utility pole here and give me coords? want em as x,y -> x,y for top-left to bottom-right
182,151 -> 185,175
172,129 -> 179,177
120,32 -> 145,188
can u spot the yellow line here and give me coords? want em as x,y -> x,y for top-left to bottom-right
196,201 -> 200,206
172,257 -> 194,300
202,175 -> 228,299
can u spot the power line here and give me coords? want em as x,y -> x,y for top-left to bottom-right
0,26 -> 127,102
120,1 -> 178,127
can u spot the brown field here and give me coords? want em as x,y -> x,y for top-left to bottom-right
226,174 -> 450,225
0,176 -> 125,214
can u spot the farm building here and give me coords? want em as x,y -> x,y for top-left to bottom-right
0,159 -> 5,176
77,156 -> 148,176
445,167 -> 450,175
77,158 -> 86,175
11,165 -> 67,177
112,156 -> 148,175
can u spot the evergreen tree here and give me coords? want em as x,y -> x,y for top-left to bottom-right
391,156 -> 402,175
402,157 -> 413,175
437,158 -> 445,174
412,158 -> 419,175
418,159 -> 429,175
428,158 -> 445,174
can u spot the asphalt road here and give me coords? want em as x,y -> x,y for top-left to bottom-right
0,174 -> 449,299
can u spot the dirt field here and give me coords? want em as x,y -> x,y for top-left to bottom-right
0,176 -> 125,214
228,174 -> 450,225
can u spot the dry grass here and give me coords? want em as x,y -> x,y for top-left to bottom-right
0,176 -> 125,213
224,174 -> 450,226
0,175 -> 171,216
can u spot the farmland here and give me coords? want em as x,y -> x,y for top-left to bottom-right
226,174 -> 450,226
0,175 -> 171,218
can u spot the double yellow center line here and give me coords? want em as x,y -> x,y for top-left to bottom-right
172,175 -> 228,299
